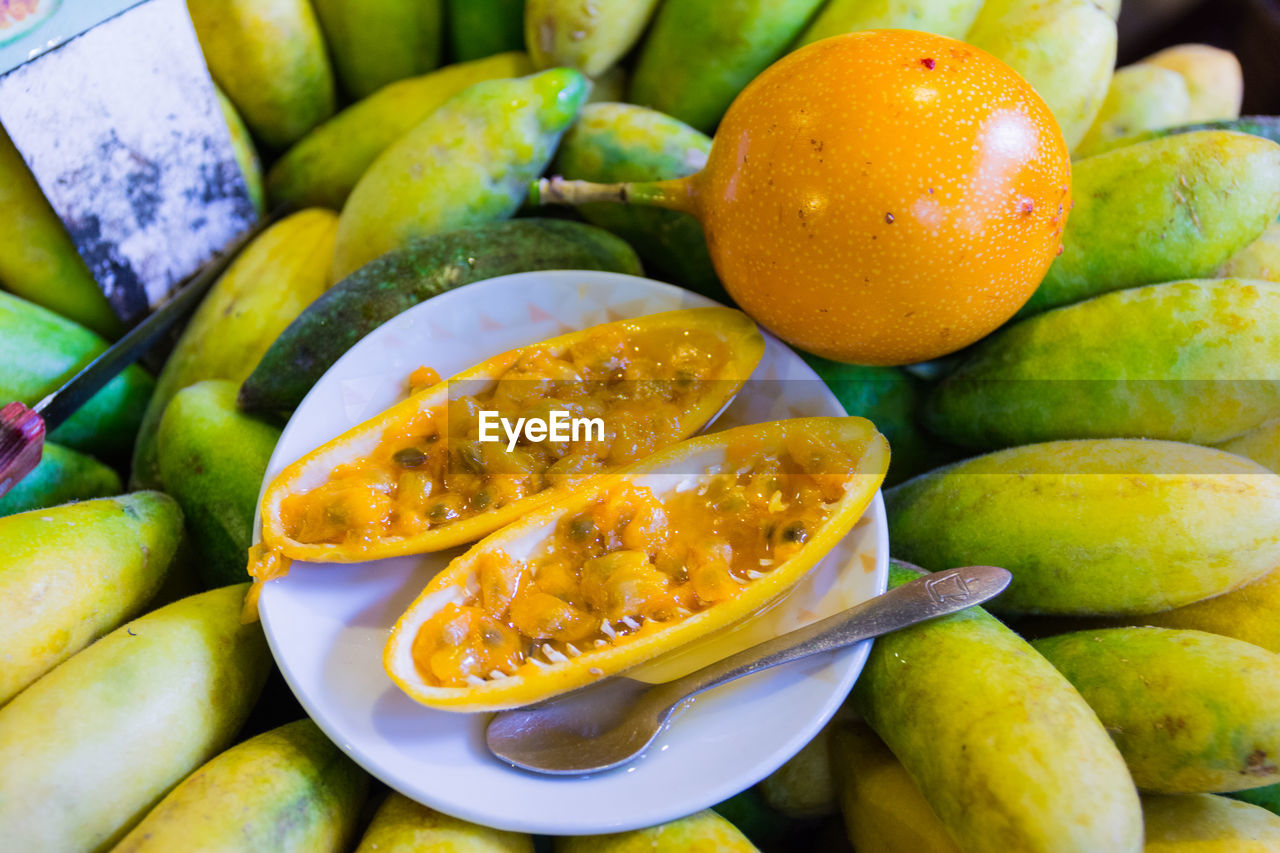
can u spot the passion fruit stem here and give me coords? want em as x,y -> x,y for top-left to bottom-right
530,176 -> 699,215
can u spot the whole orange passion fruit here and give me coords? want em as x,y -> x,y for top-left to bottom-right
535,30 -> 1072,365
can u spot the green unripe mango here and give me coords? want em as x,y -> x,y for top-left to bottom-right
187,0 -> 336,150
0,292 -> 153,459
1146,794 -> 1280,850
1074,64 -> 1192,159
525,0 -> 660,78
927,280 -> 1280,449
313,0 -> 443,100
446,0 -> 526,62
114,719 -> 369,853
332,69 -> 589,279
0,130 -> 120,337
849,562 -> 1142,853
1219,223 -> 1280,284
551,102 -> 723,300
1022,132 -> 1280,316
965,0 -> 1116,151
239,218 -> 642,413
0,442 -> 120,517
267,52 -> 532,211
797,0 -> 984,46
354,792 -> 533,852
1034,628 -> 1280,793
0,492 -> 181,704
0,584 -> 270,852
887,439 -> 1280,615
156,381 -> 281,588
628,0 -> 826,134
555,810 -> 758,852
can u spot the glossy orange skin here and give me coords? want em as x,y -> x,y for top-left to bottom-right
696,30 -> 1071,365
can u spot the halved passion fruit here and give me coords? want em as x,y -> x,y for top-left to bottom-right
384,417 -> 889,711
249,308 -> 765,591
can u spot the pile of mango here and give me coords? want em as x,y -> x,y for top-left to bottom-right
4,0 -> 1280,850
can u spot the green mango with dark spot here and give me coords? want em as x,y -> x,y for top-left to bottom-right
553,102 -> 725,301
1034,627 -> 1280,793
239,218 -> 642,413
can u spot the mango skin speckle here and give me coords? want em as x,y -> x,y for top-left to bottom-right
1034,628 -> 1280,794
696,30 -> 1071,365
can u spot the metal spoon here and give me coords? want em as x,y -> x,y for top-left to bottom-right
487,562 -> 1011,775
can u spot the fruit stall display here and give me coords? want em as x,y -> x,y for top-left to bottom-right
2,0 -> 1280,851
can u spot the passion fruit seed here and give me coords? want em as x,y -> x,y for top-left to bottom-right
393,447 -> 427,468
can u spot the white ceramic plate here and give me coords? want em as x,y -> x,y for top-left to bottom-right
255,271 -> 888,835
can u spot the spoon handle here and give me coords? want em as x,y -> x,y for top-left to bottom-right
653,561 -> 1011,710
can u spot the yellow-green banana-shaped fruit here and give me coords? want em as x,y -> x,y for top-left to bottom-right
525,0 -> 660,77
1020,133 -> 1280,316
1144,794 -> 1280,852
929,280 -> 1280,448
332,69 -> 588,279
850,562 -> 1143,853
1143,44 -> 1244,123
0,492 -> 181,704
131,209 -> 337,489
0,129 -> 120,338
830,721 -> 960,853
966,0 -> 1116,151
1074,64 -> 1192,158
267,52 -> 531,211
354,793 -> 534,852
0,584 -> 270,852
313,0 -> 443,100
112,719 -> 369,852
187,0 -> 336,150
797,0 -> 984,46
554,810 -> 759,852
1034,627 -> 1280,793
887,439 -> 1280,615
